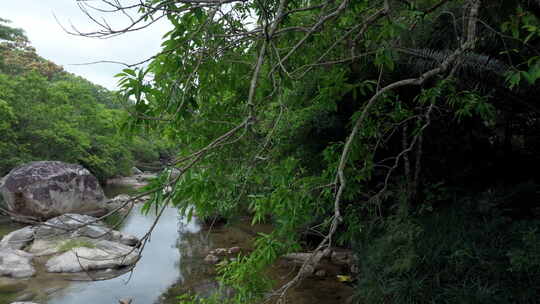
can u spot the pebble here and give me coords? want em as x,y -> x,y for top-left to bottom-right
204,254 -> 220,264
228,246 -> 241,254
314,269 -> 327,277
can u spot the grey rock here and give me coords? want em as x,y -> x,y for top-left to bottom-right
110,230 -> 140,247
0,248 -> 35,278
314,269 -> 327,277
28,214 -> 139,258
35,213 -> 108,239
209,248 -> 228,256
34,214 -> 138,247
111,194 -> 131,204
204,254 -> 220,264
0,226 -> 34,250
0,161 -> 106,219
27,239 -> 63,256
105,195 -> 134,214
228,246 -> 241,254
10,302 -> 39,304
45,239 -> 139,273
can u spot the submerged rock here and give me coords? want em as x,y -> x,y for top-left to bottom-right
0,161 -> 107,220
0,248 -> 35,278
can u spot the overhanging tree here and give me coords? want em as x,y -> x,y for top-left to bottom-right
71,0 -> 540,302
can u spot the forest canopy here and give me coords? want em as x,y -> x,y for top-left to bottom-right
0,18 -> 172,181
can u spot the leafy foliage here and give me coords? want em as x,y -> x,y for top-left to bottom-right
72,0 -> 540,302
355,190 -> 540,304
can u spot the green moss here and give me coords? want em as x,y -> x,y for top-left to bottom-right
57,238 -> 96,252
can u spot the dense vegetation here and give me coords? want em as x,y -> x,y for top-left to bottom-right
0,18 -> 172,182
75,0 -> 540,303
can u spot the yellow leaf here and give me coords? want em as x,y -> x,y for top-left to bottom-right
336,275 -> 352,282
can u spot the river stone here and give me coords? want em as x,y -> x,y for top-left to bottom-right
0,248 -> 35,278
0,161 -> 106,219
105,195 -> 135,214
34,214 -> 139,247
45,239 -> 139,273
109,230 -> 140,247
204,254 -> 220,264
35,214 -> 108,239
0,226 -> 34,250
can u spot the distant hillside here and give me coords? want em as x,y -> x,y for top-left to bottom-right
0,18 -> 173,181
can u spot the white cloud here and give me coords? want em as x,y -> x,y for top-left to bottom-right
2,0 -> 171,90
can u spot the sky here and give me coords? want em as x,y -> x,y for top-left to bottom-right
2,1 -> 171,90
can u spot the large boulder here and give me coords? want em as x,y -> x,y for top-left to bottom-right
0,161 -> 106,219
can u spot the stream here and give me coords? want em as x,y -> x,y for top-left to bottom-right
1,183 -> 353,304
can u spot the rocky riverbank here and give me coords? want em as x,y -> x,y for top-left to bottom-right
1,166 -> 354,304
160,216 -> 355,304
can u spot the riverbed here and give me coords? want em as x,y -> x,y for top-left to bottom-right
1,184 -> 205,304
